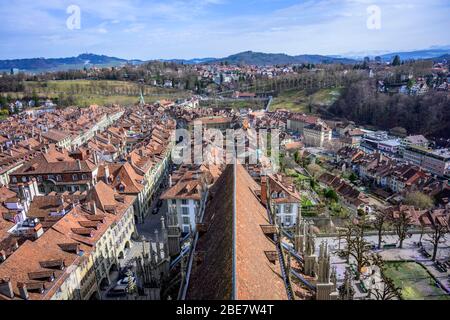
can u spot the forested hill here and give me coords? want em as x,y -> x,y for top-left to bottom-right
0,54 -> 141,72
328,79 -> 450,138
212,51 -> 357,66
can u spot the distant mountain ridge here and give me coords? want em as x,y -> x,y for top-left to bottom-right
379,48 -> 450,61
1,46 -> 449,73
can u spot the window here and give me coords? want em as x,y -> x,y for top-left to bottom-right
11,177 -> 17,183
285,216 -> 292,224
284,204 -> 292,213
37,176 -> 43,182
171,199 -> 176,205
181,199 -> 188,205
182,207 -> 189,215
21,177 -> 27,182
72,174 -> 78,181
81,174 -> 87,180
182,216 -> 190,225
56,175 -> 62,181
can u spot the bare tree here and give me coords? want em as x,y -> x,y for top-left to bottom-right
373,211 -> 389,249
389,210 -> 413,249
367,254 -> 402,300
341,217 -> 371,280
423,213 -> 449,261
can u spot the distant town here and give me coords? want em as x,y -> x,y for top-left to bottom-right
0,4 -> 449,303
0,48 -> 449,302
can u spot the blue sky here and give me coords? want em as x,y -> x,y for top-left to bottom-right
0,0 -> 449,60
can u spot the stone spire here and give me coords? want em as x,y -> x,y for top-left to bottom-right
317,241 -> 330,284
294,214 -> 305,253
304,223 -> 316,256
330,266 -> 337,291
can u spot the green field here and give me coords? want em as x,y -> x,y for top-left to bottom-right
3,80 -> 189,107
199,99 -> 266,110
269,87 -> 342,113
384,262 -> 450,300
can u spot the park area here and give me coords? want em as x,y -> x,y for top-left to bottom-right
383,261 -> 450,300
269,87 -> 342,113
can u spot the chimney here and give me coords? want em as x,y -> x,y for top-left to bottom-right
58,195 -> 64,206
261,176 -> 268,205
0,250 -> 6,262
104,165 -> 110,184
17,283 -> 29,300
90,201 -> 97,215
0,279 -> 14,298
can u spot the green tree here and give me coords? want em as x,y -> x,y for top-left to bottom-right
324,189 -> 339,202
293,150 -> 301,164
392,55 -> 401,66
403,192 -> 434,210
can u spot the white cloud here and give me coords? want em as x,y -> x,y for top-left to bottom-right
0,0 -> 448,60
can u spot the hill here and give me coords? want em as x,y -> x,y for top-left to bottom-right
0,54 -> 142,73
213,51 -> 357,66
380,48 -> 450,62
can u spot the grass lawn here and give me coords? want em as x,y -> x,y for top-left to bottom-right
269,87 -> 342,113
3,80 -> 189,107
384,262 -> 450,300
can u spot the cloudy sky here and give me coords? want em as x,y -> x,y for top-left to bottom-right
0,0 -> 449,60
